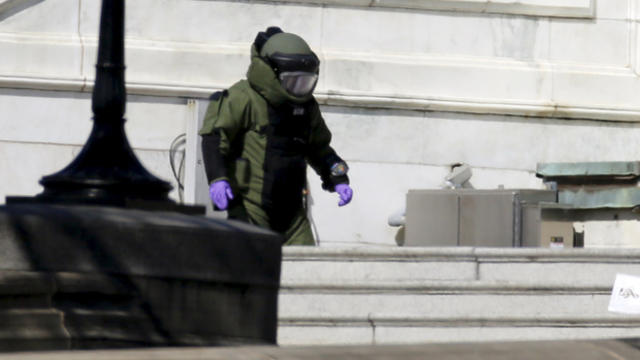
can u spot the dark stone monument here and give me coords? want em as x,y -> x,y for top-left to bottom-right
0,0 -> 282,351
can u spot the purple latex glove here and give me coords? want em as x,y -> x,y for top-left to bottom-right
335,183 -> 353,207
209,180 -> 234,210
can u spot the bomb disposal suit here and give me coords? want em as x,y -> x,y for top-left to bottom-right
199,28 -> 353,245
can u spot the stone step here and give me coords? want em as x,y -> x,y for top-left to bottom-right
278,285 -> 616,320
0,339 -> 639,360
278,247 -> 640,345
281,247 -> 640,286
278,321 -> 640,346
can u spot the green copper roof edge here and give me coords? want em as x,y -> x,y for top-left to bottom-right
557,187 -> 640,209
537,161 -> 640,178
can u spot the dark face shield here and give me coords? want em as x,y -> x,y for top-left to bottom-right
279,71 -> 318,97
267,52 -> 320,97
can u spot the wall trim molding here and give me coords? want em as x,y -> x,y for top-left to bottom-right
2,74 -> 640,123
2,26 -> 638,123
261,0 -> 596,18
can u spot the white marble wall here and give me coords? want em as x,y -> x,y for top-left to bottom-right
0,89 -> 189,201
1,0 -> 640,246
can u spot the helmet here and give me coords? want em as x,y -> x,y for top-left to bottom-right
254,28 -> 320,98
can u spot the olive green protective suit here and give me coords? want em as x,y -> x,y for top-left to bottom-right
199,43 -> 349,246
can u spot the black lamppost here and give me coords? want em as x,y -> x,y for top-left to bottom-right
8,0 -> 196,211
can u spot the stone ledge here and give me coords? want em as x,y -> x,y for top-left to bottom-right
280,326 -> 640,346
283,246 -> 640,262
0,204 -> 281,285
278,294 -> 615,320
233,0 -> 596,18
0,340 -> 637,360
279,316 -> 640,327
279,280 -> 609,294
6,73 -> 640,123
281,247 -> 640,288
2,34 -> 640,122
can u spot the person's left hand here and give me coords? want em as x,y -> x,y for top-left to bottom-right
335,184 -> 353,207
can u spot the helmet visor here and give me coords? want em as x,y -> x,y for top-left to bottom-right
279,71 -> 318,97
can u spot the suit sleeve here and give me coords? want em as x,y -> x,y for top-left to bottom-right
306,102 -> 350,192
199,89 -> 249,184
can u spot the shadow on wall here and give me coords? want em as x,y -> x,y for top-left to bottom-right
395,226 -> 405,246
0,0 -> 44,22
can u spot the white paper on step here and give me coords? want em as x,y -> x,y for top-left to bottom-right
609,273 -> 640,314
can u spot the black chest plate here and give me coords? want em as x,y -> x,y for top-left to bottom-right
261,103 -> 312,232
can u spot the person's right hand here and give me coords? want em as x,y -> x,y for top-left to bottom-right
209,180 -> 234,210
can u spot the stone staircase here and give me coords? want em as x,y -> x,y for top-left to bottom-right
278,247 -> 640,345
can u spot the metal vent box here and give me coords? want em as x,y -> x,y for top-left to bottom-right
405,189 -> 559,247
